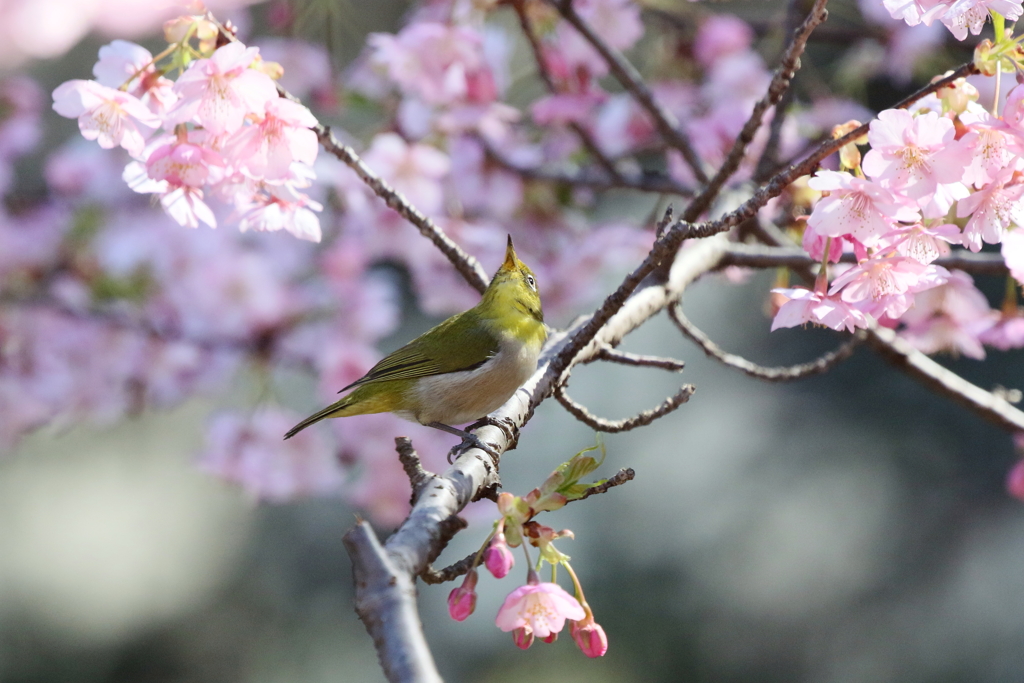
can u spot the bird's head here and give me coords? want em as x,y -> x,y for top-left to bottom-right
481,235 -> 543,325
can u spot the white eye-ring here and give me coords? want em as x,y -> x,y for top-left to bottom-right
526,274 -> 536,290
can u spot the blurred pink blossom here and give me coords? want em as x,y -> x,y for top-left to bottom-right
199,409 -> 343,502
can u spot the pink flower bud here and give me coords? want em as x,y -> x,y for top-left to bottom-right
1007,459 -> 1024,501
570,618 -> 609,658
483,533 -> 515,579
447,569 -> 478,622
513,627 -> 534,650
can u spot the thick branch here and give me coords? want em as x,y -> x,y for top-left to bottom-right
551,0 -> 709,184
684,0 -> 828,222
866,326 -> 1024,432
719,243 -> 1010,276
669,303 -> 864,381
343,522 -> 442,683
554,382 -> 695,432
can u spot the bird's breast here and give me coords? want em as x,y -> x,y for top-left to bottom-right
408,337 -> 541,426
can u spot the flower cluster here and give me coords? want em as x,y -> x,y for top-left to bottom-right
446,444 -> 609,658
772,73 -> 1024,360
884,0 -> 1024,40
52,18 -> 322,240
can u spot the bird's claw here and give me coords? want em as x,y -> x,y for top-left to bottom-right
447,433 -> 501,464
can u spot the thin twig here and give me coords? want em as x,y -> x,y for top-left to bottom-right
591,345 -> 686,371
669,303 -> 865,381
574,468 -> 636,502
718,243 -> 1010,276
312,125 -> 489,293
551,0 -> 709,184
514,0 -> 624,182
483,141 -> 693,195
419,552 -> 477,585
663,63 -> 980,243
396,437 -> 437,506
554,382 -> 695,432
683,0 -> 829,222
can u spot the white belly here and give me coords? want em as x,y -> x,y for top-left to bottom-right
404,339 -> 539,425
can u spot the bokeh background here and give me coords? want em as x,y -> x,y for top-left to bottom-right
3,1 -> 1024,682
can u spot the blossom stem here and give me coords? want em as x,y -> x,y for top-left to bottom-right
1003,275 -> 1019,316
562,561 -> 590,611
993,12 -> 1006,112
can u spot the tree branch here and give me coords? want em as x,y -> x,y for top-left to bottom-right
591,345 -> 686,371
554,382 -> 695,432
866,325 -> 1024,433
550,0 -> 710,184
513,0 -> 625,182
669,302 -> 865,381
575,467 -> 636,502
718,243 -> 1010,276
312,124 -> 490,293
683,0 -> 829,222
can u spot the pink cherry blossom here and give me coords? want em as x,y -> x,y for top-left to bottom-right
496,582 -> 585,639
92,39 -> 177,114
862,109 -> 971,218
830,256 -> 948,319
198,409 -> 344,502
575,0 -> 644,52
1001,228 -> 1024,284
940,0 -> 1023,40
898,270 -> 996,358
52,79 -> 159,157
167,42 -> 278,135
806,170 -> 920,245
694,14 -> 755,67
956,170 -> 1024,251
1006,459 -> 1024,501
369,23 -> 493,107
883,222 -> 960,263
957,113 -> 1022,189
771,287 -> 870,332
224,97 -> 318,181
361,132 -> 450,216
236,179 -> 324,242
531,92 -> 607,126
802,226 -> 845,263
882,0 -> 950,26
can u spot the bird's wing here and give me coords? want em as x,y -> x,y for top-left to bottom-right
339,310 -> 500,392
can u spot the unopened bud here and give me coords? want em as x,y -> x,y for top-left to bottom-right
447,569 -> 478,622
483,533 -> 515,579
570,618 -> 609,658
513,626 -> 534,650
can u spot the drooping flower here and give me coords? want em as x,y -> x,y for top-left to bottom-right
830,255 -> 948,319
956,170 -> 1024,251
495,582 -> 585,640
771,287 -> 870,332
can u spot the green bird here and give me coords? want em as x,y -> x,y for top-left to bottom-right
285,236 -> 546,455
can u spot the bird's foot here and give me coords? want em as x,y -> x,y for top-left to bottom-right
447,433 -> 501,464
466,416 -> 519,451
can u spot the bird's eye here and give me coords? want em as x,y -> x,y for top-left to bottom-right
526,274 -> 536,290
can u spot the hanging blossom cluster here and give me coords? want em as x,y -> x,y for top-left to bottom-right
447,445 -> 608,658
772,72 -> 1024,360
52,17 -> 323,240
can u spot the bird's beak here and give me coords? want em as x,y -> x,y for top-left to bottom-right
502,235 -> 518,271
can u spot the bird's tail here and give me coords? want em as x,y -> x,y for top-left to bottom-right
284,398 -> 353,440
